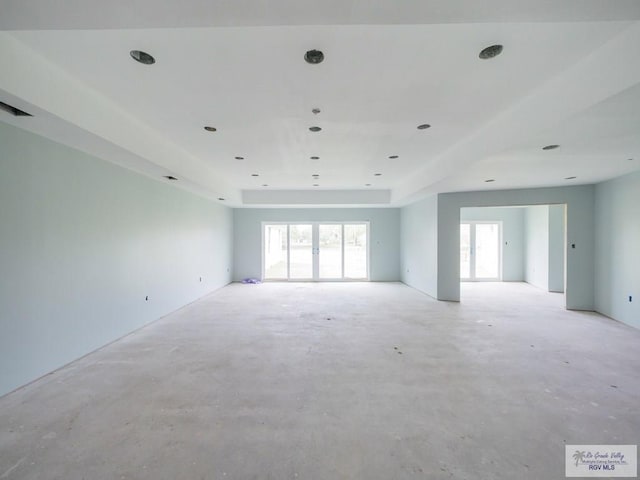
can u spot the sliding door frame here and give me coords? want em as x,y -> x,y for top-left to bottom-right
460,221 -> 503,282
261,221 -> 370,282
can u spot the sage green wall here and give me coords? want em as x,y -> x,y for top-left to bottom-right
523,205 -> 565,293
525,205 -> 550,290
0,122 -> 233,396
400,195 -> 438,297
548,205 -> 566,293
595,170 -> 640,328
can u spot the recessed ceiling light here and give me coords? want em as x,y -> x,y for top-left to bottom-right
251,174 -> 259,177
485,179 -> 495,183
204,126 -> 217,132
388,155 -> 399,159
304,49 -> 324,64
235,156 -> 244,160
163,175 -> 178,181
310,156 -> 320,160
312,108 -> 321,115
309,126 -> 322,132
130,50 -> 155,65
417,124 -> 431,130
374,173 -> 382,176
542,144 -> 560,150
565,176 -> 577,180
479,44 -> 503,60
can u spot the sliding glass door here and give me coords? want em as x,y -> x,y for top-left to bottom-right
263,222 -> 369,281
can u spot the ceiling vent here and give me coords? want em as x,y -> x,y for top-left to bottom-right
0,101 -> 32,117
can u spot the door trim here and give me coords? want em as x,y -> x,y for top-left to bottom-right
261,221 -> 370,282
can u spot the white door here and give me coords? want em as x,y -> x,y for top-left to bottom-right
460,222 -> 501,281
263,222 -> 369,281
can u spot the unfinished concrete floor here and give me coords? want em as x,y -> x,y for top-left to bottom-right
1,282 -> 639,479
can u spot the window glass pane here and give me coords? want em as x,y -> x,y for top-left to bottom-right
289,224 -> 313,279
344,224 -> 367,278
319,224 -> 342,278
264,225 -> 288,279
475,223 -> 499,278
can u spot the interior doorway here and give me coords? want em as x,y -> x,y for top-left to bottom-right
460,222 -> 502,281
263,222 -> 369,281
459,205 -> 567,307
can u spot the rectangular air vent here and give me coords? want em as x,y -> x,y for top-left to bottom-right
0,101 -> 32,117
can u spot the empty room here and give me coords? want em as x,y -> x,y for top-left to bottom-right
1,1 -> 639,479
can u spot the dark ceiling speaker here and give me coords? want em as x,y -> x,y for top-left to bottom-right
0,101 -> 32,117
130,50 -> 155,65
305,49 -> 324,64
479,44 -> 503,59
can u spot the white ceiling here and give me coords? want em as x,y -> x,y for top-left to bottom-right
1,0 -> 640,207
